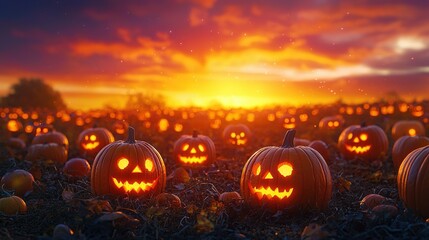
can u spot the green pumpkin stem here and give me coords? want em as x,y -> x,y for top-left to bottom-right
281,129 -> 296,148
192,130 -> 199,138
125,127 -> 136,144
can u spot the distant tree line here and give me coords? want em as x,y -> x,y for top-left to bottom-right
0,78 -> 67,111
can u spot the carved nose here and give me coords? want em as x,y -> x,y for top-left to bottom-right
190,148 -> 197,153
132,166 -> 142,173
353,137 -> 359,143
264,172 -> 273,179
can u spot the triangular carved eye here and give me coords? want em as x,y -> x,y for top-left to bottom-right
278,162 -> 293,177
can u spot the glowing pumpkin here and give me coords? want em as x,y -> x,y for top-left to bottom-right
240,129 -> 332,211
397,146 -> 429,218
7,119 -> 23,133
77,127 -> 115,158
338,123 -> 388,161
91,127 -> 166,197
318,115 -> 344,130
392,135 -> 429,171
282,115 -> 296,129
222,123 -> 251,146
391,120 -> 425,141
173,131 -> 216,167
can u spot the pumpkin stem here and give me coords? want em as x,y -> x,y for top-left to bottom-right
361,121 -> 367,127
281,129 -> 296,148
192,130 -> 199,138
125,127 -> 136,144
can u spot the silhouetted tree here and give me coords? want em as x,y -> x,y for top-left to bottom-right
0,78 -> 67,111
125,92 -> 166,110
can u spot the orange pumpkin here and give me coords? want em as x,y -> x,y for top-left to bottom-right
63,158 -> 91,178
32,130 -> 69,150
6,119 -> 23,133
318,115 -> 344,130
308,140 -> 330,164
391,120 -> 425,141
222,123 -> 251,146
173,131 -> 216,167
392,136 -> 429,171
397,146 -> 429,218
338,123 -> 388,161
1,169 -> 34,197
0,196 -> 27,215
26,143 -> 68,164
91,127 -> 166,197
77,127 -> 115,158
240,129 -> 332,211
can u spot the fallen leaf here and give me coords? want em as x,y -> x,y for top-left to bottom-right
337,177 -> 351,192
194,210 -> 214,233
83,199 -> 113,214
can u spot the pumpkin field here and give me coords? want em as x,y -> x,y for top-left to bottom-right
1,100 -> 429,239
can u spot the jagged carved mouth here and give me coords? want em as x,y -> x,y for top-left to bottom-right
179,155 -> 207,164
82,142 -> 100,150
112,177 -> 157,193
230,139 -> 247,145
345,145 -> 371,154
249,183 -> 294,200
283,124 -> 296,129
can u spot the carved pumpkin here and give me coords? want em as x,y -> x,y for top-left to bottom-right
7,119 -> 23,133
63,158 -> 91,178
77,127 -> 115,158
397,146 -> 429,218
318,115 -> 344,130
173,131 -> 216,167
282,115 -> 296,129
391,120 -> 425,141
338,123 -> 388,161
1,169 -> 34,197
392,135 -> 429,171
240,130 -> 332,211
32,130 -> 69,150
26,143 -> 68,164
0,196 -> 27,215
222,123 -> 251,146
91,127 -> 166,197
111,120 -> 129,135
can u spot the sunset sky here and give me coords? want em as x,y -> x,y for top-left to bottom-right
1,0 -> 428,110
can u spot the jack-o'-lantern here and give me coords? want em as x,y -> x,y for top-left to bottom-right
91,127 -> 166,197
391,120 -> 425,141
338,123 -> 388,161
34,123 -> 53,136
318,115 -> 344,130
392,135 -> 429,171
282,115 -> 296,129
7,119 -> 23,133
173,131 -> 216,167
222,123 -> 251,146
111,120 -> 128,135
240,129 -> 332,211
397,146 -> 429,218
77,127 -> 114,158
32,130 -> 69,150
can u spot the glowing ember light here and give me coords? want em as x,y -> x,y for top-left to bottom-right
112,178 -> 157,193
250,184 -> 294,200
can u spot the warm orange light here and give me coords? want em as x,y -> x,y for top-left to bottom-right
178,156 -> 207,164
182,144 -> 190,151
408,128 -> 416,136
359,134 -> 368,141
278,163 -> 293,177
253,164 -> 261,176
117,158 -> 129,169
198,144 -> 205,152
158,118 -> 169,132
132,165 -> 143,173
145,159 -> 154,172
346,145 -> 371,154
263,172 -> 274,179
250,185 -> 294,200
112,177 -> 157,193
